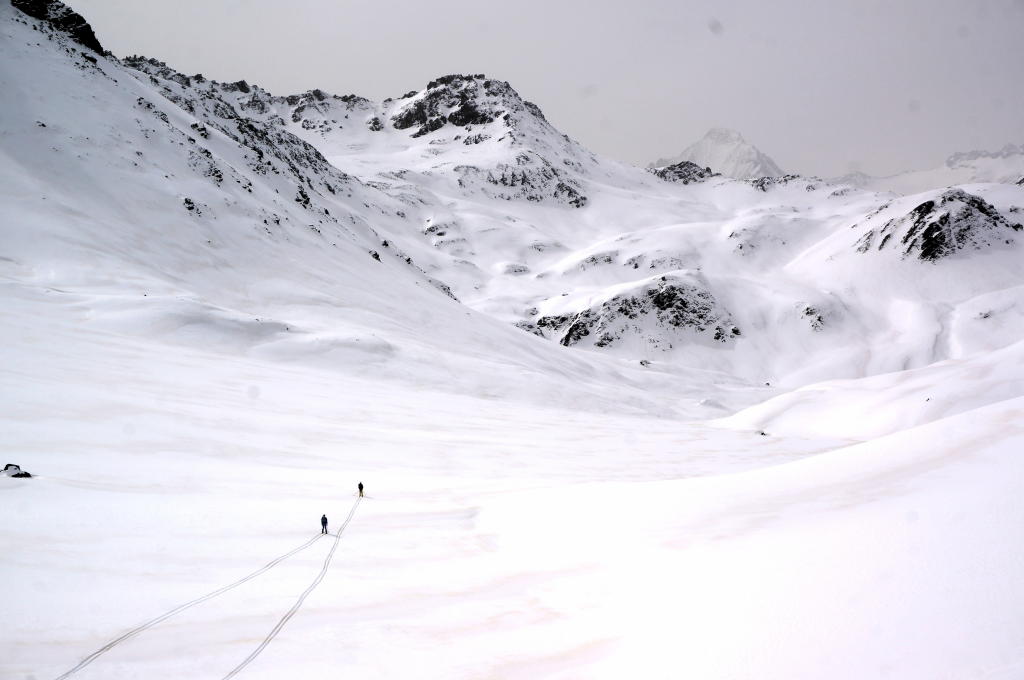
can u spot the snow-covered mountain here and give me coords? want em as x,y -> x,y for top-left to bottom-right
833,143 -> 1024,195
4,3 -> 1024,679
650,127 -> 785,179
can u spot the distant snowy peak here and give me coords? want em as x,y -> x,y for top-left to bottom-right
855,189 -> 1022,261
651,128 -> 784,180
832,143 -> 1024,195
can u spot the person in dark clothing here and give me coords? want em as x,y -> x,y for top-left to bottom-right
321,514 -> 328,534
358,482 -> 364,497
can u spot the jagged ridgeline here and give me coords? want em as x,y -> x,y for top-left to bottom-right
11,0 -> 101,52
6,0 -> 1024,383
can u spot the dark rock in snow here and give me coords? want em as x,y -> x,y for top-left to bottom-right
534,275 -> 739,349
650,161 -> 716,185
855,189 -> 1022,261
3,463 -> 32,478
747,174 -> 805,192
390,74 -> 539,137
12,0 -> 104,53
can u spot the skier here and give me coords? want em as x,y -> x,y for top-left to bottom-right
321,514 -> 328,534
358,482 -> 364,497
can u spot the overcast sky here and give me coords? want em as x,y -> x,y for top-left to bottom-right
72,0 -> 1024,177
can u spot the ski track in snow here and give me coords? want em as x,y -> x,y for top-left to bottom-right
54,533 -> 327,679
222,497 -> 361,679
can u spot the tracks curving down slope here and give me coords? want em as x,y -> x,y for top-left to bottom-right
54,533 -> 326,679
222,497 -> 362,679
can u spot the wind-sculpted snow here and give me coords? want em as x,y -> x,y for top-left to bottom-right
855,188 -> 1021,260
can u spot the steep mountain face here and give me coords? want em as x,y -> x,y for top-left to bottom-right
651,128 -> 784,179
854,189 -> 1022,261
11,0 -> 100,52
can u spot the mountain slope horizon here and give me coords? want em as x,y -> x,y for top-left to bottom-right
4,4 -> 1024,679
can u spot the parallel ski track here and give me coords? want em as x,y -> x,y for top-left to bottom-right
53,533 -> 326,679
222,496 -> 361,679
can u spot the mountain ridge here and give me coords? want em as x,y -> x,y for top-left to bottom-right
5,0 -> 1024,394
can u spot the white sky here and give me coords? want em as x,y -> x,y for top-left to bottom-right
71,0 -> 1024,176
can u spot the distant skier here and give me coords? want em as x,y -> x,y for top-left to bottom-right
358,482 -> 364,497
321,514 -> 328,534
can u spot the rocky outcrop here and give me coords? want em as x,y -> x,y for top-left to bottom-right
11,0 -> 103,53
121,56 -> 353,196
650,161 -> 716,185
390,74 -> 544,138
454,152 -> 587,208
2,463 -> 32,478
532,275 -> 739,350
855,189 -> 1021,261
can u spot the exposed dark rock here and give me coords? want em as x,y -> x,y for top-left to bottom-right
3,463 -> 31,478
534,276 -> 738,349
650,161 -> 716,185
855,189 -> 1021,261
454,152 -> 587,208
390,74 -> 530,137
802,306 -> 825,331
122,57 -> 354,198
12,0 -> 103,53
747,174 -> 804,192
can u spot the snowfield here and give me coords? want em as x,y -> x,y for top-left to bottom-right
2,3 -> 1024,679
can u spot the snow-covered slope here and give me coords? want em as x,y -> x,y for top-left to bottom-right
650,127 -> 784,179
3,3 -> 1024,680
87,53 -> 1024,393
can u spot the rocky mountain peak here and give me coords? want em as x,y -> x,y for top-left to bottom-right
12,0 -> 103,53
389,73 -> 546,138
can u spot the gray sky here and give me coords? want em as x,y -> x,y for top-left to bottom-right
72,0 -> 1024,177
